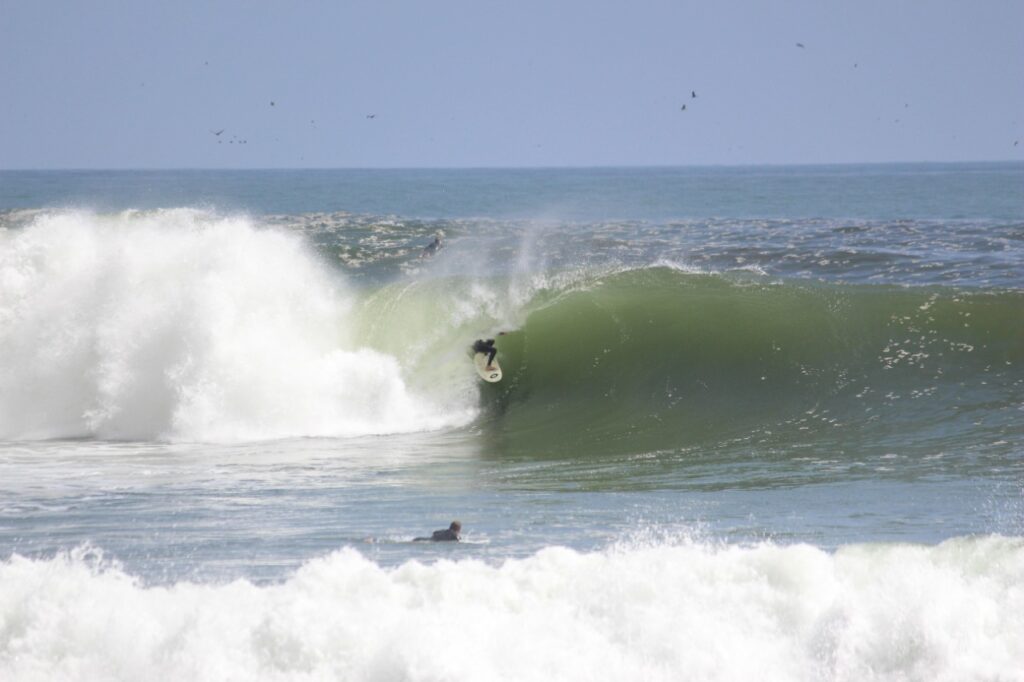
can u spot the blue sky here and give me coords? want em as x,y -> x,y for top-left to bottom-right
2,0 -> 1022,168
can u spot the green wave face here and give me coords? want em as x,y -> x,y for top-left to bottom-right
469,268 -> 1023,460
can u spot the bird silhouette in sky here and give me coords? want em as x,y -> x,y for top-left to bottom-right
796,42 -> 805,48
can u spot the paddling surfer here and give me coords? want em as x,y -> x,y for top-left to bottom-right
414,521 -> 462,542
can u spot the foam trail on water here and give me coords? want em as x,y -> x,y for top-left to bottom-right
0,209 -> 473,441
1,536 -> 1021,681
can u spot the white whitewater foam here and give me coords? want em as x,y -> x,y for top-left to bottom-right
0,210 -> 473,441
0,536 -> 1021,682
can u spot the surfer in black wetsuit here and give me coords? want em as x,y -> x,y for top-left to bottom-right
472,339 -> 497,369
421,234 -> 442,257
414,521 -> 461,542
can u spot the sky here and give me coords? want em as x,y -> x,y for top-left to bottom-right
1,0 -> 1022,169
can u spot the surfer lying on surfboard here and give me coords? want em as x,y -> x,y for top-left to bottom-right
472,338 -> 497,370
414,520 -> 461,542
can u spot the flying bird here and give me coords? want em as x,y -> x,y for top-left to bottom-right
680,104 -> 687,111
366,114 -> 376,119
691,90 -> 697,98
210,129 -> 224,136
796,42 -> 805,48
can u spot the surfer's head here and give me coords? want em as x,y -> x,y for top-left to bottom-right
449,521 -> 461,532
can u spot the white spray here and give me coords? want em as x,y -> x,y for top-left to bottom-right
0,210 -> 473,441
1,536 -> 1022,681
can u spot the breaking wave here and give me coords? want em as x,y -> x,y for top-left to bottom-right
0,210 -> 473,441
1,536 -> 1022,681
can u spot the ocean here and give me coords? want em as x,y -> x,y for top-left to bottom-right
1,164 -> 1022,681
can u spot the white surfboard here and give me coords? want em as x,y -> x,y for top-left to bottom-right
473,352 -> 502,383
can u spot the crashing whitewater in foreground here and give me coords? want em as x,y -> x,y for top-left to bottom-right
2,536 -> 1023,681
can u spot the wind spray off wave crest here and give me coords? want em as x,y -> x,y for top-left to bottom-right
0,209 -> 471,441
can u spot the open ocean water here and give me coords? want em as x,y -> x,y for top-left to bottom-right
1,163 -> 1022,681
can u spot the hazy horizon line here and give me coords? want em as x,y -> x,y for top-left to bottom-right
2,159 -> 1022,173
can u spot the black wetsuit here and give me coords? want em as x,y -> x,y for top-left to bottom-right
472,339 -> 497,366
414,528 -> 460,542
422,237 -> 442,257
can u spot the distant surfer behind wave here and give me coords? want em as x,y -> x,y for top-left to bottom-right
421,233 -> 443,258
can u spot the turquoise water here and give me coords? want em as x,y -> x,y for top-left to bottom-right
1,164 -> 1022,680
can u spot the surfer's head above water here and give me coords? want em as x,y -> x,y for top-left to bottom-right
415,520 -> 462,542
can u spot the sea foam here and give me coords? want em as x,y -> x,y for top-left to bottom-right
1,536 -> 1021,681
0,210 -> 472,441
